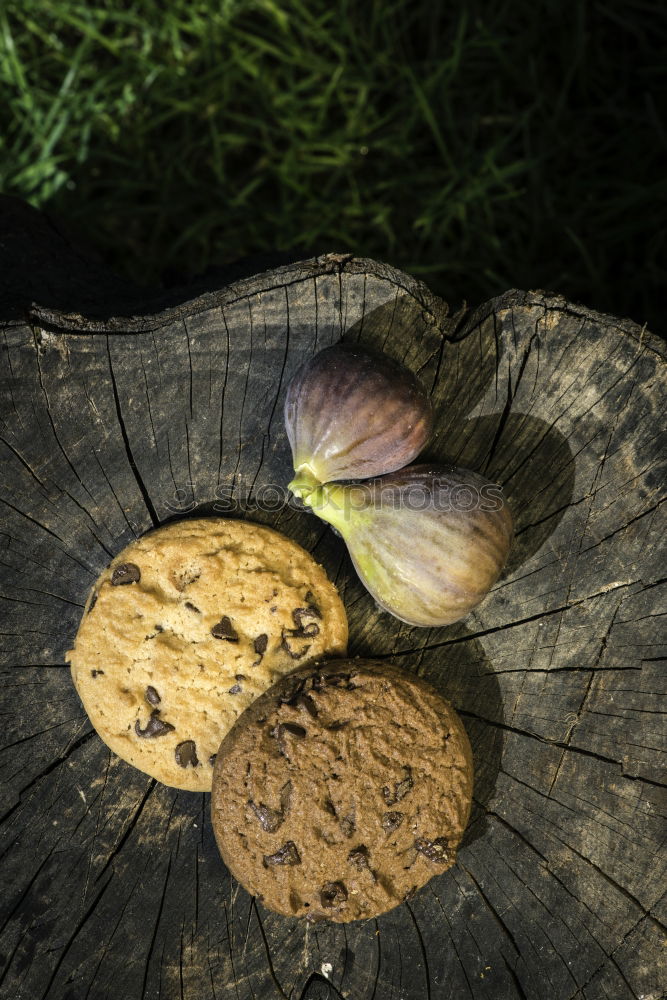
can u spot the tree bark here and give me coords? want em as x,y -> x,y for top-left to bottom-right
1,196 -> 665,1000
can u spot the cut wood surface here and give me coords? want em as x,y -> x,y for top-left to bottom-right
1,196 -> 665,1000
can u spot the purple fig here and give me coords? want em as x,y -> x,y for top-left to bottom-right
285,344 -> 432,498
304,465 -> 513,627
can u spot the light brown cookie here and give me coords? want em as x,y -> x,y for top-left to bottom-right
67,518 -> 348,790
211,658 -> 473,922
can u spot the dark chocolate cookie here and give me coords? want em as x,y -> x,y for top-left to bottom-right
211,658 -> 473,921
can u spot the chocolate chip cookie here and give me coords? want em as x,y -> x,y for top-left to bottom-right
67,518 -> 348,790
210,658 -> 473,921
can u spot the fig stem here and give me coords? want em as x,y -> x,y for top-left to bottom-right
288,465 -> 321,500
303,483 -> 349,531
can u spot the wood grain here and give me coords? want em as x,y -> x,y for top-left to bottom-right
0,197 -> 665,1000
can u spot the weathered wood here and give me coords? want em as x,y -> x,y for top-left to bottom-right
1,198 -> 665,1000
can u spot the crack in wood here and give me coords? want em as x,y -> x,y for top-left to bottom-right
37,872 -> 114,1000
140,853 -> 173,1000
249,898 -> 289,999
0,433 -> 50,493
94,779 -> 157,884
1,728 -> 95,825
427,887 -> 476,998
483,328 -> 539,475
105,335 -> 159,527
216,305 -> 232,484
488,806 -> 664,931
501,955 -> 529,1000
580,499 -> 664,554
404,900 -> 432,1000
461,708 -> 667,789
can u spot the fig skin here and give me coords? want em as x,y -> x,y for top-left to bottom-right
304,465 -> 513,627
284,343 -> 433,498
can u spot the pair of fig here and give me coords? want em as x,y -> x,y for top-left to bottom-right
284,344 -> 512,627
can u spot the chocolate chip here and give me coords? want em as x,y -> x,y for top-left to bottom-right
208,754 -> 217,766
414,837 -> 453,864
320,881 -> 348,908
279,676 -> 306,704
279,629 -> 311,660
340,812 -> 355,838
292,591 -> 322,628
253,634 -> 268,656
297,692 -> 319,717
228,683 -> 242,695
145,685 -> 161,706
280,678 -> 319,717
175,740 -> 199,767
111,563 -> 141,586
235,673 -> 246,681
88,593 -> 98,613
291,607 -> 321,636
279,780 -> 292,815
249,801 -> 285,833
90,669 -> 104,677
135,710 -> 175,738
144,624 -> 165,640
269,722 -> 307,755
211,616 -> 239,641
395,768 -> 414,800
184,601 -> 200,613
382,811 -> 404,833
300,622 -> 320,638
314,672 -> 357,690
304,591 -> 320,614
382,766 -> 413,806
282,722 -> 307,738
263,841 -> 301,867
326,719 -> 349,731
323,797 -> 337,817
348,845 -> 374,877
280,605 -> 322,657
348,845 -> 368,866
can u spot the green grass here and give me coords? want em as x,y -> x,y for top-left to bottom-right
1,0 -> 666,330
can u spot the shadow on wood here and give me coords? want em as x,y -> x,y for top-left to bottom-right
298,971 -> 346,1000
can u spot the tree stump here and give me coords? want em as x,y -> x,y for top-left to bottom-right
1,197 -> 665,1000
